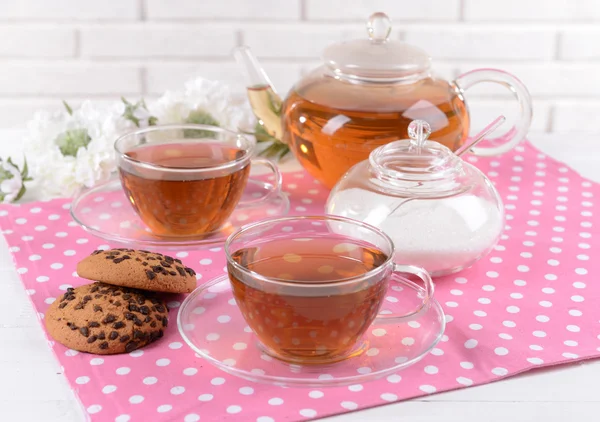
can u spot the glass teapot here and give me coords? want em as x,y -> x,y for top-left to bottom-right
235,12 -> 532,189
325,120 -> 505,277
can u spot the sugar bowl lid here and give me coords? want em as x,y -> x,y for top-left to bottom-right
322,12 -> 431,82
369,120 -> 462,185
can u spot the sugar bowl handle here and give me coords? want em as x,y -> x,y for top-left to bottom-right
378,264 -> 435,321
454,68 -> 533,156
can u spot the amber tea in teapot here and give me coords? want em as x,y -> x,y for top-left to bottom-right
236,12 -> 532,189
281,76 -> 469,188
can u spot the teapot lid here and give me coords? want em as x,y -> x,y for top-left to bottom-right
323,12 -> 431,82
369,120 -> 462,186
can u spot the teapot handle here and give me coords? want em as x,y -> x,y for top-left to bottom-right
453,69 -> 533,156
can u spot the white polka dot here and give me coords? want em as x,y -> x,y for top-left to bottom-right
464,339 -> 478,349
156,358 -> 170,367
381,393 -> 398,402
129,350 -> 143,357
366,347 -> 379,356
129,395 -> 144,404
492,367 -> 508,376
450,289 -> 463,296
90,358 -> 104,366
211,377 -> 225,386
536,315 -> 550,323
569,309 -> 583,317
514,279 -> 527,286
495,347 -> 509,356
506,306 -> 520,314
430,348 -> 444,356
156,404 -> 172,413
87,404 -> 102,414
478,298 -> 491,305
184,414 -> 200,422
460,362 -> 474,369
401,337 -> 415,346
563,352 -> 579,359
457,377 -> 473,386
469,323 -> 483,331
256,418 -> 274,422
341,401 -> 358,410
517,265 -> 529,272
234,386 -> 253,396
29,254 -> 41,261
226,405 -> 242,414
268,397 -> 284,406
76,376 -> 90,384
200,258 -> 212,265
445,301 -> 458,308
206,333 -> 220,341
424,365 -> 438,374
50,263 -> 63,270
474,310 -> 487,317
533,330 -> 547,337
102,385 -> 117,394
567,324 -> 580,332
526,357 -> 544,365
419,385 -> 437,393
143,376 -> 157,385
217,315 -> 231,323
116,367 -> 130,375
372,328 -> 387,337
386,374 -> 402,384
198,394 -> 213,401
539,300 -> 553,307
575,268 -> 588,275
530,345 -> 543,351
503,320 -> 517,328
486,271 -> 499,278
571,295 -> 584,302
170,386 -> 185,395
564,340 -> 578,347
168,342 -> 183,350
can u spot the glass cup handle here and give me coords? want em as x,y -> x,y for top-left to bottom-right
377,264 -> 435,321
453,68 -> 533,157
238,157 -> 283,206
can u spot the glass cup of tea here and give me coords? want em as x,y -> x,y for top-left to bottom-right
225,215 -> 435,364
114,124 -> 282,237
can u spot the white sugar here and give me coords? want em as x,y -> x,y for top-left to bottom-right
328,188 -> 503,275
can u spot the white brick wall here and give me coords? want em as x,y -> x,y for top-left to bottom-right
0,0 -> 598,135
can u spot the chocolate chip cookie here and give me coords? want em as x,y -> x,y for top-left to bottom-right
45,282 -> 169,355
77,248 -> 197,294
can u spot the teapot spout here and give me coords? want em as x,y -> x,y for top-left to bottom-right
233,46 -> 284,142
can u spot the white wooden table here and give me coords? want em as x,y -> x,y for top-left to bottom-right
1,132 -> 599,422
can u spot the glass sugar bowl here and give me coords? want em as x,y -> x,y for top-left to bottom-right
325,120 -> 504,277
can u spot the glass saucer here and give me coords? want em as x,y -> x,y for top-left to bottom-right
178,275 -> 446,387
70,177 -> 290,250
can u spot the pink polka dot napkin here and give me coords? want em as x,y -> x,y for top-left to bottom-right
0,141 -> 599,422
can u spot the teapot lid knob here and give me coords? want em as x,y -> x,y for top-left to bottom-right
367,12 -> 392,43
408,120 -> 431,149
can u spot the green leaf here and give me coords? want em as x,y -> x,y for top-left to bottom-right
183,109 -> 220,138
121,97 -> 159,128
21,157 -> 32,181
62,100 -> 73,115
55,128 -> 92,157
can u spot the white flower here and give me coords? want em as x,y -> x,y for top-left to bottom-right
150,77 -> 255,132
24,100 -> 136,198
0,160 -> 23,203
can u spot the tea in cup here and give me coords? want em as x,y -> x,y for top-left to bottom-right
225,215 -> 434,364
115,124 -> 281,237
